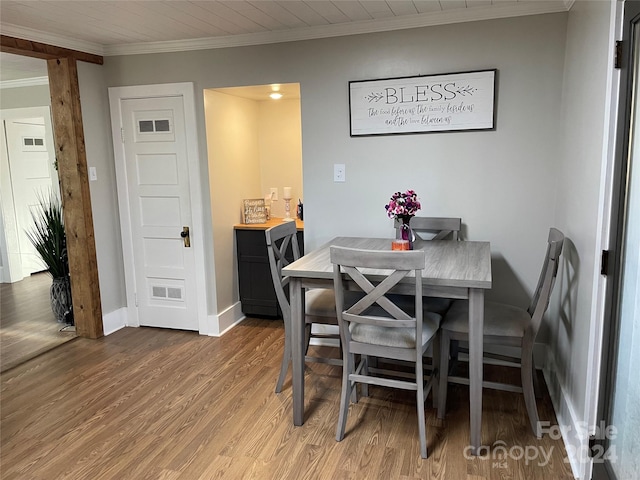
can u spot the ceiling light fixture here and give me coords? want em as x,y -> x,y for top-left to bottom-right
270,92 -> 283,100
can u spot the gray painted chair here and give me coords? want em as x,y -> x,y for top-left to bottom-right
330,246 -> 441,459
266,221 -> 341,394
437,228 -> 564,437
393,216 -> 462,316
395,216 -> 462,241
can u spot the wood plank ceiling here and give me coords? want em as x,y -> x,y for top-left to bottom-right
0,1 -> 571,57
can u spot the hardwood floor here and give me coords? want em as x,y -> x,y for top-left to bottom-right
0,273 -> 76,372
0,319 -> 575,479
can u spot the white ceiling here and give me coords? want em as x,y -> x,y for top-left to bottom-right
0,0 -> 573,82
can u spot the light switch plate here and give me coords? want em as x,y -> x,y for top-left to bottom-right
334,164 -> 345,182
270,187 -> 278,201
89,167 -> 97,181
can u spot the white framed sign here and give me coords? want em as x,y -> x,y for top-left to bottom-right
241,198 -> 267,224
349,69 -> 497,136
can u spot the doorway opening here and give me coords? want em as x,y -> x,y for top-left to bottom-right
203,83 -> 303,327
0,102 -> 76,371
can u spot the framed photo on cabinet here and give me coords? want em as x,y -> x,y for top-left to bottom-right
241,199 -> 267,224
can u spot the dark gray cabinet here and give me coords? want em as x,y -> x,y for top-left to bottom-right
236,227 -> 303,318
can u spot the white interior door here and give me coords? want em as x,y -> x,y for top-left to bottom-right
119,96 -> 198,331
3,116 -> 58,278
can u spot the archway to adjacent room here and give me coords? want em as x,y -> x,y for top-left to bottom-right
0,35 -> 104,343
203,83 -> 303,328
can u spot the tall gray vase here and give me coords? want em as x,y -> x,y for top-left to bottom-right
50,276 -> 72,323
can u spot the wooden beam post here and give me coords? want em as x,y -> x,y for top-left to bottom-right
1,35 -> 103,64
47,57 -> 103,339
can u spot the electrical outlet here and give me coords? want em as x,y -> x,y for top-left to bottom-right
270,187 -> 278,201
334,164 -> 346,183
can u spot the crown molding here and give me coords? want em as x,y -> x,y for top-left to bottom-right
1,1 -> 571,58
0,23 -> 104,56
103,1 -> 570,56
0,76 -> 48,89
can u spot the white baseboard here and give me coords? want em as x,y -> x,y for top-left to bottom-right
544,351 -> 585,480
102,307 -> 127,335
102,304 -> 246,337
0,263 -> 23,283
209,301 -> 245,336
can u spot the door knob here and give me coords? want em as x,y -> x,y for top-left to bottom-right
181,226 -> 190,247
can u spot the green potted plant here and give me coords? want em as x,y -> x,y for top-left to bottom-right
25,192 -> 73,324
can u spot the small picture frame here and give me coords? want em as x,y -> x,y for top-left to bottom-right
242,199 -> 267,224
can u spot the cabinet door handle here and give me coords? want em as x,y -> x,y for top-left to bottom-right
180,226 -> 190,247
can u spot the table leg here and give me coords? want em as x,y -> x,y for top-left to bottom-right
291,277 -> 304,426
468,288 -> 484,455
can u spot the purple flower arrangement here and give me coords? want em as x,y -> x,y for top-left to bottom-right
385,190 -> 421,219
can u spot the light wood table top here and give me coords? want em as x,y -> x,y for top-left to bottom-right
234,217 -> 303,231
283,236 -> 491,289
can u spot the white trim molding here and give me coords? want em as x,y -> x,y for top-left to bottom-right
0,76 -> 48,89
108,82 -> 210,335
213,302 -> 245,337
103,2 -> 571,56
103,307 -> 127,335
2,2 -> 571,58
0,23 -> 104,56
545,351 -> 587,480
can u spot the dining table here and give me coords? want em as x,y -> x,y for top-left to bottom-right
282,236 -> 492,455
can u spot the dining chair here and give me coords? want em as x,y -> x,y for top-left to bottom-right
437,228 -> 564,437
395,216 -> 462,241
266,221 -> 341,394
330,246 -> 441,459
393,216 -> 462,316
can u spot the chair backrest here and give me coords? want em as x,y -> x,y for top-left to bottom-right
395,216 -> 462,240
330,246 -> 425,355
265,221 -> 301,322
526,228 -> 565,340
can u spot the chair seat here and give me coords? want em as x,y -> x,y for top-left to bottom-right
387,294 -> 451,322
305,288 -> 337,317
423,297 -> 453,316
350,312 -> 440,348
442,299 -> 530,338
305,289 -> 363,319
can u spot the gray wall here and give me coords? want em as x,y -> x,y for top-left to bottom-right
77,62 -> 126,315
102,13 -> 568,319
549,0 -> 612,462
0,84 -> 50,109
79,10 -> 616,474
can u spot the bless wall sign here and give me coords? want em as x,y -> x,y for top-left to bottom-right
349,69 -> 497,136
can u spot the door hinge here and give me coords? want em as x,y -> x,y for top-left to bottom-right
615,40 -> 623,69
120,127 -> 125,143
134,292 -> 138,307
601,250 -> 610,276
